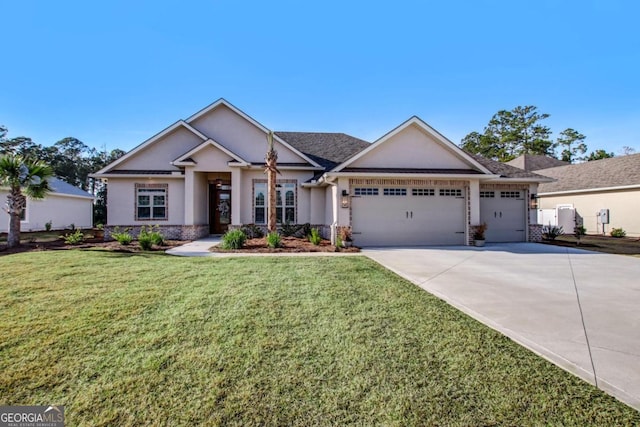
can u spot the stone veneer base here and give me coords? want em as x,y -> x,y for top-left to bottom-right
105,225 -> 210,241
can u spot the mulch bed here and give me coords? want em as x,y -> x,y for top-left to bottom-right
540,234 -> 640,256
0,237 -> 188,257
210,236 -> 360,253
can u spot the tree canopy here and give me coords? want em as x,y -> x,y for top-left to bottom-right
0,126 -> 125,225
460,106 -> 601,164
461,106 -> 554,162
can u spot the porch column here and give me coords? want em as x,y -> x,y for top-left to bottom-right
469,179 -> 480,225
231,168 -> 242,226
184,167 -> 195,225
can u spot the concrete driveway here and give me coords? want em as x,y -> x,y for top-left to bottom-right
364,243 -> 640,410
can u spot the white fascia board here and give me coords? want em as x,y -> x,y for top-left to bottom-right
95,174 -> 185,179
94,120 -> 207,175
332,116 -> 493,175
484,177 -> 555,183
47,192 -> 95,201
324,172 -> 502,180
538,184 -> 640,196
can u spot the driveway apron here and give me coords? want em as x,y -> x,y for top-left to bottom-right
364,243 -> 640,410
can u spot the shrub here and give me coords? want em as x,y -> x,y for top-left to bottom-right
610,228 -> 626,238
45,221 -> 52,232
339,227 -> 352,243
308,228 -> 322,245
221,229 -> 246,249
280,222 -> 298,237
241,223 -> 264,239
137,226 -> 158,250
112,227 -> 133,245
63,229 -> 84,245
266,231 -> 281,248
542,225 -> 564,241
149,225 -> 165,246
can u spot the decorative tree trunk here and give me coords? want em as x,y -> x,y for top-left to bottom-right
265,132 -> 279,233
6,187 -> 26,248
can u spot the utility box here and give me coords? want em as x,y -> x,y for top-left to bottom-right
598,209 -> 610,224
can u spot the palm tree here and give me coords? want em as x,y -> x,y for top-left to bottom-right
265,131 -> 280,233
0,155 -> 53,248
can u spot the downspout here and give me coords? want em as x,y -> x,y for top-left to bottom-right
328,182 -> 339,245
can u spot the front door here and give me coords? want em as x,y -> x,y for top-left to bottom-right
210,184 -> 231,234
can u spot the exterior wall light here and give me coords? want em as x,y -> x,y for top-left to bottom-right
341,190 -> 350,208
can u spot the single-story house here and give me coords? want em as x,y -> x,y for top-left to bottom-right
535,154 -> 640,237
0,177 -> 94,233
93,99 -> 551,246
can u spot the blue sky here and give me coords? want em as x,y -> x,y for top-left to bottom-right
1,0 -> 639,156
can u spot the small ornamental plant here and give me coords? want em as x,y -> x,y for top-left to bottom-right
111,227 -> 133,245
472,223 -> 488,240
266,231 -> 282,248
610,228 -> 626,238
308,228 -> 322,246
221,229 -> 246,249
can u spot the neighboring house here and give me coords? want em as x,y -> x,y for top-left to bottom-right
535,154 -> 640,237
0,177 -> 94,233
93,99 -> 551,246
506,154 -> 569,171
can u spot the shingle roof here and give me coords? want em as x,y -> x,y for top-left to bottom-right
506,154 -> 569,171
275,132 -> 371,170
49,177 -> 94,199
537,153 -> 640,193
469,154 -> 550,179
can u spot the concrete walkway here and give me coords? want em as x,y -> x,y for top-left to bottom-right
363,243 -> 640,410
165,236 -> 221,257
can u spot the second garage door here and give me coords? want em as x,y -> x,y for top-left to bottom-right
351,186 -> 466,247
479,190 -> 527,242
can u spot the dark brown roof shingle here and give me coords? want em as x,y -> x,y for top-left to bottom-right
276,131 -> 370,170
537,153 -> 640,193
506,154 -> 569,171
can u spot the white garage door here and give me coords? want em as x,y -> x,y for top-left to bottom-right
479,190 -> 526,242
351,186 -> 466,247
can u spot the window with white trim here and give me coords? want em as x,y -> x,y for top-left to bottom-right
480,191 -> 495,198
254,181 -> 296,224
136,185 -> 167,220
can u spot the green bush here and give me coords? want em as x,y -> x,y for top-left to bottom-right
221,229 -> 246,249
138,234 -> 153,250
149,225 -> 165,246
610,228 -> 626,238
45,221 -> 52,232
266,231 -> 281,248
308,228 -> 322,245
542,225 -> 564,241
112,227 -> 133,245
63,229 -> 84,245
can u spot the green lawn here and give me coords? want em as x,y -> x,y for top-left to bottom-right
1,251 -> 638,426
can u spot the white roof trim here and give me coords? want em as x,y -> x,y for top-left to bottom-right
538,183 -> 640,196
172,138 -> 249,166
186,98 -> 322,168
323,172 -> 502,181
94,120 -> 207,175
333,116 -> 493,174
